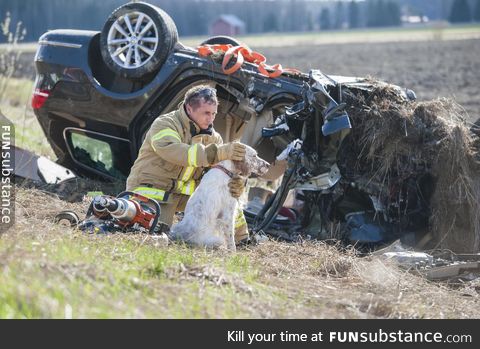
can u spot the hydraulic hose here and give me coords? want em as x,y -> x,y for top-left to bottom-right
253,159 -> 299,232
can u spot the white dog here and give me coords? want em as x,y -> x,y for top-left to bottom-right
170,145 -> 269,251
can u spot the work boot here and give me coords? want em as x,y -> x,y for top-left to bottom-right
234,222 -> 249,245
234,208 -> 249,245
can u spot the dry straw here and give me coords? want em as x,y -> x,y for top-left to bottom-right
344,81 -> 480,252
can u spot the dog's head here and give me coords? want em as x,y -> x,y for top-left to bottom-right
233,145 -> 270,177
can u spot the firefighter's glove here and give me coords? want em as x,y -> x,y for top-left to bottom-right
217,142 -> 246,162
228,174 -> 246,198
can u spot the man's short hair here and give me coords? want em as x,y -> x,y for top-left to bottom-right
184,85 -> 218,110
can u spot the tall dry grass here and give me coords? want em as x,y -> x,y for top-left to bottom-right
0,12 -> 26,102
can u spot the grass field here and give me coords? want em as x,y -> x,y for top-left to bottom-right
188,23 -> 480,48
3,188 -> 480,318
0,77 -> 54,158
1,29 -> 480,318
6,23 -> 480,53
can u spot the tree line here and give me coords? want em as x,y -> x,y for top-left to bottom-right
319,0 -> 401,30
0,0 -> 479,43
449,0 -> 480,23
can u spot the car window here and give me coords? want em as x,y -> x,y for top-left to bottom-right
67,130 -> 129,179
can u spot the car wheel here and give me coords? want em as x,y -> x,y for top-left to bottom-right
200,35 -> 243,46
100,2 -> 178,80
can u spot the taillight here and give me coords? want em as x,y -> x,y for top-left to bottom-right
31,89 -> 50,109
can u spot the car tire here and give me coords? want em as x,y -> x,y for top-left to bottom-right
100,2 -> 178,80
200,35 -> 243,46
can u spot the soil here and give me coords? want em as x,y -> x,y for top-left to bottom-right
17,38 -> 480,122
257,38 -> 480,123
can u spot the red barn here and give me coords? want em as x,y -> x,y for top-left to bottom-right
210,15 -> 246,36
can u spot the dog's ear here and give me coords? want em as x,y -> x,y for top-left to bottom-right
233,159 -> 251,177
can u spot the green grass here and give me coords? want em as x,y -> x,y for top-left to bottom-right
0,76 -> 33,106
2,187 -> 480,319
0,227 -> 267,318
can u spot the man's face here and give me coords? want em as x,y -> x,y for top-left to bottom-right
186,101 -> 218,130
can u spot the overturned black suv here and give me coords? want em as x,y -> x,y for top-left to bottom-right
32,2 -> 480,251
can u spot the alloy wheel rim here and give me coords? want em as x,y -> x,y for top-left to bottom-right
107,11 -> 159,69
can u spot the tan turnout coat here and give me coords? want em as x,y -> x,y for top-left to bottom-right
126,103 -> 222,199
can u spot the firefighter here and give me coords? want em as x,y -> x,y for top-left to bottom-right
126,85 -> 250,243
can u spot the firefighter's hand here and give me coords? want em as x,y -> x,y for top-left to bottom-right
228,175 -> 246,198
217,142 -> 246,162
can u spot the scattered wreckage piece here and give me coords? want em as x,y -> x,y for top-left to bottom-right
382,251 -> 434,268
422,262 -> 480,281
13,145 -> 75,185
376,240 -> 480,282
13,145 -> 125,202
383,251 -> 480,281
